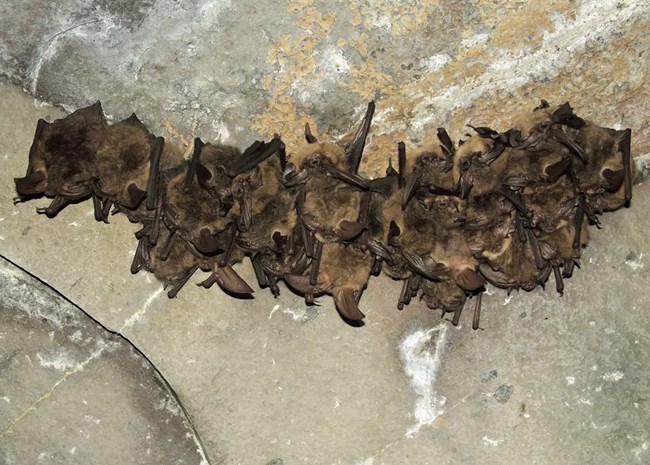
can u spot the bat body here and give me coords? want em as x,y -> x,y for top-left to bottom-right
14,102 -> 107,217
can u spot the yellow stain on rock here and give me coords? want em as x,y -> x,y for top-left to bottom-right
253,1 -> 336,148
253,0 -> 646,174
163,118 -> 196,159
487,0 -> 574,51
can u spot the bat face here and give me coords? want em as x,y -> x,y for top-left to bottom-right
402,141 -> 456,209
569,123 -> 633,210
453,134 -> 517,200
14,99 -> 636,329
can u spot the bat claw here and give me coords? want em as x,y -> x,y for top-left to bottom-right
368,239 -> 393,262
167,264 -> 200,298
300,213 -> 320,232
282,163 -> 309,186
550,126 -> 587,164
324,163 -> 369,189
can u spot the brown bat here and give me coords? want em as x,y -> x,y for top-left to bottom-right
158,138 -> 261,296
281,102 -> 377,321
568,122 -> 633,211
376,137 -> 484,328
14,101 -> 107,217
284,241 -> 372,323
92,113 -> 165,223
234,139 -> 305,297
140,226 -> 201,298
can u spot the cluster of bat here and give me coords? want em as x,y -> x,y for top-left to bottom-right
13,99 -> 633,329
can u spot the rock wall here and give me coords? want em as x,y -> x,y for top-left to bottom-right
1,0 -> 648,169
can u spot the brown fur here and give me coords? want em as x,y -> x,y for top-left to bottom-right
15,102 -> 107,213
95,118 -> 153,204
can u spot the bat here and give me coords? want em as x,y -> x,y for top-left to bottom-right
14,102 -> 107,217
280,102 -> 378,321
13,99 -> 636,329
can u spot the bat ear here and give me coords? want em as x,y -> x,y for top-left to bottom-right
601,167 -> 625,192
14,170 -> 47,197
344,101 -> 375,174
543,157 -> 571,183
453,267 -> 486,291
124,113 -> 149,132
333,287 -> 365,322
388,220 -> 401,242
126,183 -> 147,208
196,163 -> 213,188
335,220 -> 366,241
76,100 -> 107,125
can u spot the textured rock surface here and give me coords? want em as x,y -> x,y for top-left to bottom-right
0,256 -> 208,464
1,1 -> 650,463
0,0 -> 648,167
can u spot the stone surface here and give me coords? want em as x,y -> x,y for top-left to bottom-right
1,1 -> 650,463
0,256 -> 208,464
0,1 -> 648,167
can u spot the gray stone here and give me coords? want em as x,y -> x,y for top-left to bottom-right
0,257 -> 208,464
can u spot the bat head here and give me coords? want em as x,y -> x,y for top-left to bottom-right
401,141 -> 455,209
509,102 -> 587,162
453,135 -> 497,198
